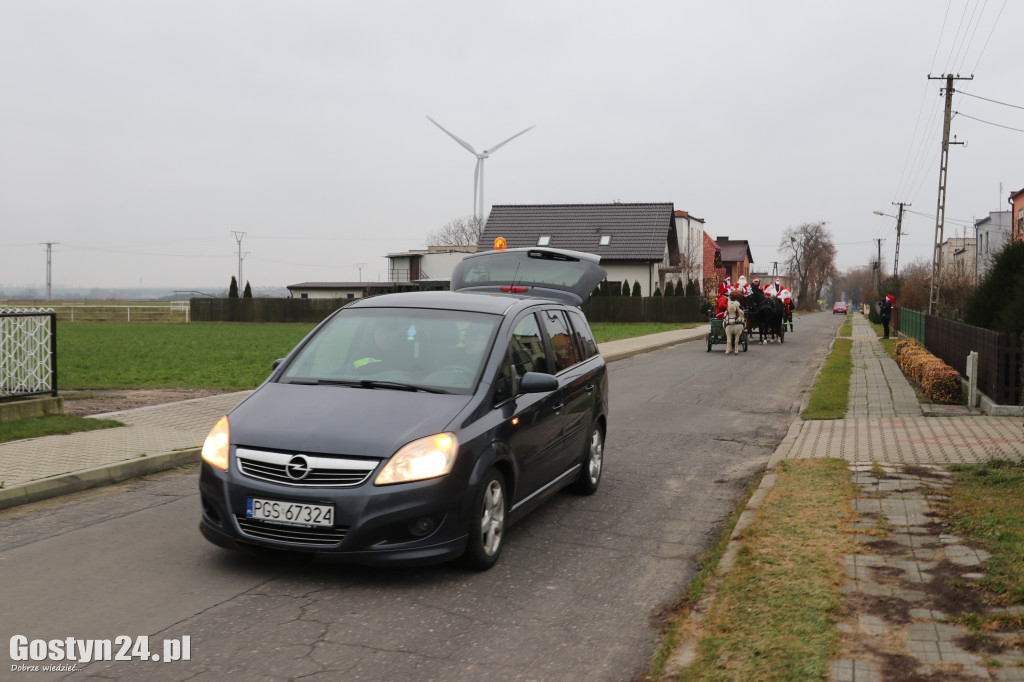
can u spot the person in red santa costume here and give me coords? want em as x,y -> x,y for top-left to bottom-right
779,287 -> 793,330
714,293 -> 729,319
718,276 -> 731,297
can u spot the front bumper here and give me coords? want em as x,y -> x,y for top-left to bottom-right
198,458 -> 472,567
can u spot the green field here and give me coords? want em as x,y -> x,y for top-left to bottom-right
55,320 -> 696,391
57,323 -> 315,390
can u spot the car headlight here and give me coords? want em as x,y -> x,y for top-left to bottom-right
202,416 -> 230,471
375,433 -> 459,485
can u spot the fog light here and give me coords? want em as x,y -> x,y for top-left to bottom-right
408,517 -> 436,537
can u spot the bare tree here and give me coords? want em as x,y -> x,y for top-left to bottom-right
837,266 -> 876,307
779,221 -> 838,310
427,215 -> 485,248
894,258 -> 931,309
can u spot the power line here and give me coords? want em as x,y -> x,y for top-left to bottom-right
958,90 -> 1024,110
954,111 -> 1024,133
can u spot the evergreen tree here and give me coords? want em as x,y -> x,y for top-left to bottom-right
243,281 -> 253,298
964,240 -> 1024,334
686,279 -> 699,296
621,280 -> 630,297
632,281 -> 642,297
653,285 -> 662,297
229,276 -> 239,298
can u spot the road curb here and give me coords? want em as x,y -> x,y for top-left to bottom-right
602,330 -> 707,363
0,447 -> 201,511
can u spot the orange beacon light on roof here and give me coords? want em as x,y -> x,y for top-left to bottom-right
493,237 -> 507,251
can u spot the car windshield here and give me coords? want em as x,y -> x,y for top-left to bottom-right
279,308 -> 500,393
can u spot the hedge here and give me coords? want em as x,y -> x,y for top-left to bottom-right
894,339 -> 962,404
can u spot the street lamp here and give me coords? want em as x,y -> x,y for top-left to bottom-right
872,205 -> 909,282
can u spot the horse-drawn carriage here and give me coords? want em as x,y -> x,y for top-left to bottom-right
707,317 -> 748,352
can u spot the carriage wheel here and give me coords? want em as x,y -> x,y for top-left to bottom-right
706,336 -> 712,352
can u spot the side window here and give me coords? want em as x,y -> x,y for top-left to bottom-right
567,309 -> 599,360
540,309 -> 580,373
509,314 -> 549,376
493,353 -> 513,404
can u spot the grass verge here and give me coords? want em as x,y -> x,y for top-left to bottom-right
654,459 -> 858,681
801,338 -> 852,420
0,415 -> 124,444
589,322 -> 701,344
945,460 -> 1024,612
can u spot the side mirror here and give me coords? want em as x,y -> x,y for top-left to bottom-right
519,372 -> 559,394
272,358 -> 285,370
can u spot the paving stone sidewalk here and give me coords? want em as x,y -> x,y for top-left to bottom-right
819,314 -> 1024,681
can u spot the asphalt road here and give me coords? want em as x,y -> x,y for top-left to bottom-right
1,313 -> 840,681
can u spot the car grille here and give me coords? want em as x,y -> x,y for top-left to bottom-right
235,447 -> 377,488
235,517 -> 349,547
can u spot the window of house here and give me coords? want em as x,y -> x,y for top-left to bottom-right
347,293 -> 355,299
537,235 -> 551,246
599,235 -> 611,246
300,293 -> 309,299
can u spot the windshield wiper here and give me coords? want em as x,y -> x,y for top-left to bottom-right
311,378 -> 449,394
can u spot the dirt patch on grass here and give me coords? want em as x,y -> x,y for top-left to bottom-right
62,389 -> 230,416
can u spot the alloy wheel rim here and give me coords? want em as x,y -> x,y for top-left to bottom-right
481,480 -> 504,556
588,430 -> 603,483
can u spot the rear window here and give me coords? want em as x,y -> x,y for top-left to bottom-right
567,309 -> 599,359
455,251 -> 591,288
540,309 -> 580,373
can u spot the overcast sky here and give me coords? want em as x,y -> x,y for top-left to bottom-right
1,1 -> 1020,292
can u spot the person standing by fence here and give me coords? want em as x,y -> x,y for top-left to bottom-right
879,294 -> 893,339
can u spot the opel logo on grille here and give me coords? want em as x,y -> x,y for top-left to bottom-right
285,455 -> 312,481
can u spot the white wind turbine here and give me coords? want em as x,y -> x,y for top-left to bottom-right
427,116 -> 535,222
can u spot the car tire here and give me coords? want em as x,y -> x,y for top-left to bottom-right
461,468 -> 506,571
571,425 -> 604,495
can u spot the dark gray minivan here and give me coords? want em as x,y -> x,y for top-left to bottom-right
199,247 -> 609,570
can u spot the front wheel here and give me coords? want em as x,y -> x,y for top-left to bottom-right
571,425 -> 604,495
461,468 -> 507,571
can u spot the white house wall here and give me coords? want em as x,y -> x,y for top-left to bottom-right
418,252 -> 469,281
603,264 -> 658,296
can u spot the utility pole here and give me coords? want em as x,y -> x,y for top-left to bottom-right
232,231 -> 248,289
874,238 -> 884,297
892,201 -> 909,281
41,242 -> 59,301
354,263 -> 366,282
928,73 -> 971,316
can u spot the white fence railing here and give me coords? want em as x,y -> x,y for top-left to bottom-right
0,308 -> 57,399
7,305 -> 191,323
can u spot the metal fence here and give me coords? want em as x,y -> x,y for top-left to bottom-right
0,308 -> 57,400
896,308 -> 1020,405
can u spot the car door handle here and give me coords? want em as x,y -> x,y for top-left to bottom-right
552,403 -> 564,414
585,384 -> 595,393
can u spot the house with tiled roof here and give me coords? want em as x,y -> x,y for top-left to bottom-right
715,236 -> 754,283
479,203 -> 683,296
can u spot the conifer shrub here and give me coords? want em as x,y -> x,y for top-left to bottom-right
894,339 -> 962,404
